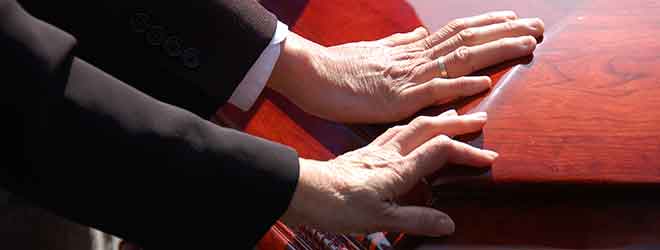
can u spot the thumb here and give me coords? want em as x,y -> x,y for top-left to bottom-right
381,206 -> 455,237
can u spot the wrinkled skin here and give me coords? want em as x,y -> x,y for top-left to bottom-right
281,110 -> 498,236
274,11 -> 546,238
270,11 -> 544,123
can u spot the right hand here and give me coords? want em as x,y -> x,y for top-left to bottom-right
281,110 -> 497,236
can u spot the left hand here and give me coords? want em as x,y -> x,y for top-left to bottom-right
280,110 -> 497,236
269,11 -> 544,123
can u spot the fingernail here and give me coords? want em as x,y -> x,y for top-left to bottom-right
437,216 -> 456,236
482,76 -> 493,88
525,18 -> 545,32
522,18 -> 537,26
522,35 -> 537,51
440,109 -> 458,117
448,219 -> 456,234
471,112 -> 488,121
484,150 -> 499,160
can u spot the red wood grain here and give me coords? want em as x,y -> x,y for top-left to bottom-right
216,1 -> 424,249
215,0 -> 660,249
408,1 -> 660,249
454,0 -> 660,185
405,192 -> 660,249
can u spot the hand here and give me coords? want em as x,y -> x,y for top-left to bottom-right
269,11 -> 544,123
280,110 -> 498,236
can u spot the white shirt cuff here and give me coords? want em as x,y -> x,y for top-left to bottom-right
227,21 -> 289,111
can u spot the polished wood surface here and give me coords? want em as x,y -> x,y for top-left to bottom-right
218,1 -> 421,249
216,0 -> 660,249
410,1 -> 660,248
452,0 -> 660,186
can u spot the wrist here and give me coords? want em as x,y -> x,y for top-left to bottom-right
280,158 -> 339,227
267,33 -> 327,97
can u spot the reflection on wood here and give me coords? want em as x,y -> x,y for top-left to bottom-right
471,0 -> 660,185
217,1 -> 422,249
216,0 -> 660,249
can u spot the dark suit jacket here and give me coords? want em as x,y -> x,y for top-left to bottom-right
19,0 -> 278,118
1,0 -> 298,249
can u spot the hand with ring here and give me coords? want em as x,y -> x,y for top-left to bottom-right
268,11 -> 544,123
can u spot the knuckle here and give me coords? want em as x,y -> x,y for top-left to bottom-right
411,116 -> 432,128
388,125 -> 405,133
408,66 -> 423,80
498,38 -> 516,49
383,142 -> 403,154
394,51 -> 418,60
486,12 -> 499,22
504,20 -> 517,32
457,29 -> 476,45
505,36 -> 536,52
418,78 -> 442,102
422,29 -> 431,38
387,165 -> 408,184
433,135 -> 453,150
496,11 -> 518,21
454,46 -> 472,64
417,26 -> 430,36
421,37 -> 434,50
504,11 -> 519,20
447,18 -> 467,33
437,134 -> 452,142
522,36 -> 537,49
453,79 -> 472,93
381,61 -> 397,75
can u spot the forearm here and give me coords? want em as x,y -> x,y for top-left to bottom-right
3,2 -> 299,248
16,57 -> 301,249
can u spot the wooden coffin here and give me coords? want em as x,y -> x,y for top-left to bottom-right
215,0 -> 660,249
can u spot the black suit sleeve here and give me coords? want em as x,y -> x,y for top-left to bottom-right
1,1 -> 297,248
19,0 -> 279,118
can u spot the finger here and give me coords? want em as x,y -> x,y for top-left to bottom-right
446,36 -> 537,77
431,18 -> 545,59
404,76 -> 492,107
381,206 -> 455,237
418,35 -> 537,79
410,11 -> 518,50
370,110 -> 457,147
390,112 -> 488,155
411,135 -> 498,178
370,125 -> 405,146
389,135 -> 496,197
438,109 -> 459,118
380,27 -> 430,47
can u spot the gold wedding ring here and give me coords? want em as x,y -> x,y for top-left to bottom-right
437,57 -> 449,78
